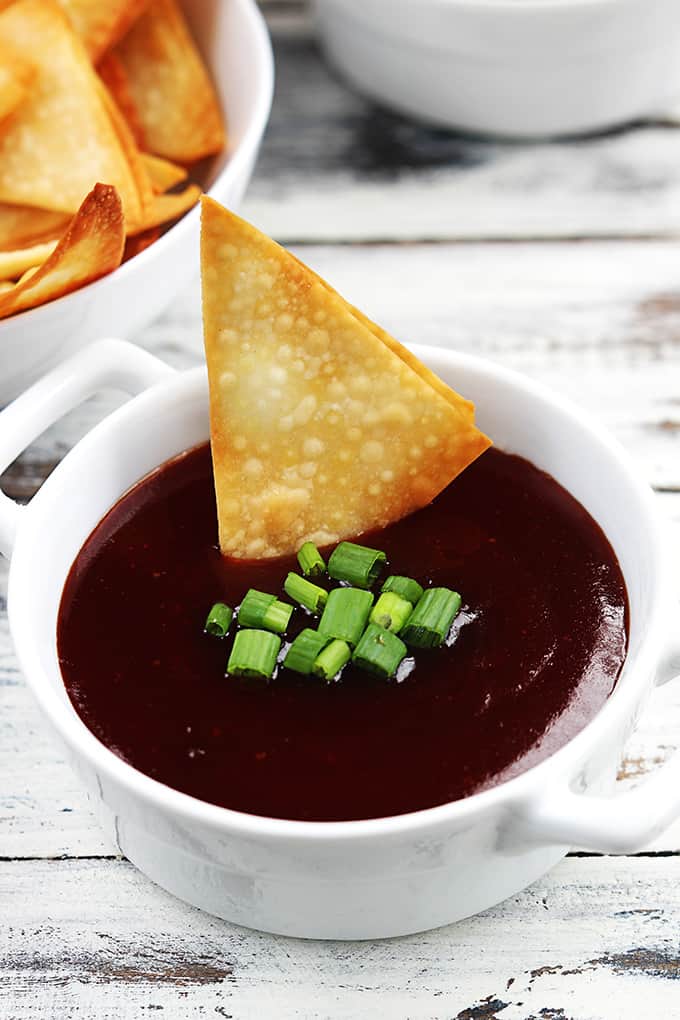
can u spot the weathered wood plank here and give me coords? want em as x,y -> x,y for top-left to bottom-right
244,19 -> 680,242
1,857 -> 679,1018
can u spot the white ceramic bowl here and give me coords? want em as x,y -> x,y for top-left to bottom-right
0,0 -> 273,405
1,339 -> 680,939
313,0 -> 680,138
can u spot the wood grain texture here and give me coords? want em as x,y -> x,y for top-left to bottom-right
1,857 -> 680,1018
242,16 -> 680,243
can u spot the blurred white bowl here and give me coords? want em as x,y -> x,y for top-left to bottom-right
313,0 -> 680,139
0,0 -> 273,405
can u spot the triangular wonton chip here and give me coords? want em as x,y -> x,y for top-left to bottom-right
97,64 -> 154,226
201,198 -> 491,559
115,0 -> 224,164
141,152 -> 188,193
0,0 -> 144,222
98,50 -> 146,148
58,0 -> 149,62
0,202 -> 70,249
291,254 -> 477,416
123,225 -> 160,260
126,182 -> 199,235
0,42 -> 35,123
0,183 -> 124,319
0,240 -> 57,280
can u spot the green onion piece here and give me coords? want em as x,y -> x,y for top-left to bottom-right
401,588 -> 462,648
283,628 -> 330,675
204,602 -> 233,637
227,629 -> 281,679
327,541 -> 387,589
238,589 -> 293,633
284,572 -> 328,615
352,623 -> 407,678
263,599 -> 293,633
313,639 -> 351,680
381,575 -> 424,605
369,591 -> 413,634
297,541 -> 326,578
238,589 -> 276,627
318,587 -> 374,647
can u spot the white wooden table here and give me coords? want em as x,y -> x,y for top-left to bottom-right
3,4 -> 680,1016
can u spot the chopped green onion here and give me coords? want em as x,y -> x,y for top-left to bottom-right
313,639 -> 351,680
369,591 -> 412,634
381,575 -> 424,605
238,589 -> 275,627
352,623 -> 407,678
227,629 -> 281,679
401,588 -> 462,648
238,589 -> 293,633
297,541 -> 326,578
327,541 -> 386,588
284,572 -> 328,614
265,599 -> 293,632
283,628 -> 330,675
204,602 -> 233,637
318,587 -> 374,647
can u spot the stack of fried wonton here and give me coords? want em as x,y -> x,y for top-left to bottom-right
0,0 -> 224,319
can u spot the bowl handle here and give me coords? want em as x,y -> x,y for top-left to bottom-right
517,634 -> 680,853
0,339 -> 175,560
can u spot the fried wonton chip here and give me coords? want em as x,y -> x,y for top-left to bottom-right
116,0 -> 225,163
126,182 -> 200,236
98,50 -> 145,148
97,66 -> 154,225
0,0 -> 144,222
292,256 -> 478,416
200,198 -> 492,559
0,42 -> 35,123
0,240 -> 57,280
0,203 -> 70,249
58,0 -> 149,62
123,224 -> 160,260
17,264 -> 39,284
0,183 -> 124,319
141,152 -> 188,193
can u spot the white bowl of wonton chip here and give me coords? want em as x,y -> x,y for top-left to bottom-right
0,0 -> 273,405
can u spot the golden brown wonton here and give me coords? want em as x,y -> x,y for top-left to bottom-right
0,183 -> 125,319
201,198 -> 491,559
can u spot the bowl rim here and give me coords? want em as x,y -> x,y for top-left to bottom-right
7,345 -> 670,843
317,0 -> 635,11
0,0 -> 274,332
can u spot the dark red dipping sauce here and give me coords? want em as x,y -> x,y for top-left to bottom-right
58,444 -> 628,821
